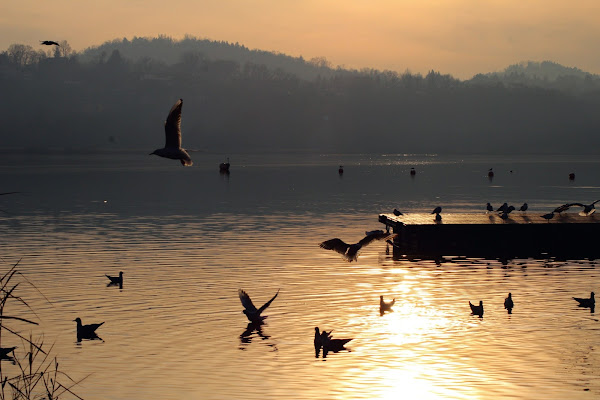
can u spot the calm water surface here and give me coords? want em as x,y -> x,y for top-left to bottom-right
0,153 -> 598,399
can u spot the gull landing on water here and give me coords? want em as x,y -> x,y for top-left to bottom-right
238,288 -> 280,323
150,99 -> 193,166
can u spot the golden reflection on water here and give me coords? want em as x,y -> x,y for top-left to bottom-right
0,212 -> 598,399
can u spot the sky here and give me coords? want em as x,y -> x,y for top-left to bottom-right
2,0 -> 599,79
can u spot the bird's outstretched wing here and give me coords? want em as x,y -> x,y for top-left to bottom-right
257,289 -> 280,314
357,232 -> 393,247
164,99 -> 183,148
566,203 -> 585,207
238,289 -> 258,313
319,238 -> 350,254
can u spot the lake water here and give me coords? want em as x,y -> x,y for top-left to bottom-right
0,152 -> 598,399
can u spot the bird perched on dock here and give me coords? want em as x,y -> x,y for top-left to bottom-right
380,295 -> 395,314
499,205 -> 516,220
74,317 -> 104,338
150,99 -> 193,166
105,271 -> 123,285
469,300 -> 484,317
541,212 -> 554,222
553,204 -> 573,215
573,292 -> 595,308
393,208 -> 403,216
486,203 -> 493,213
496,203 -> 508,213
434,213 -> 442,221
504,293 -> 514,312
319,231 -> 394,262
431,206 -> 442,214
519,203 -> 528,212
40,40 -> 59,46
238,288 -> 280,323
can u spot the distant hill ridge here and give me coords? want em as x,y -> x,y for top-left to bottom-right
79,35 -> 338,81
79,35 -> 600,84
491,60 -> 598,81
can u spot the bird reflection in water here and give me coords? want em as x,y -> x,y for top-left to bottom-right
239,321 -> 277,351
504,293 -> 514,314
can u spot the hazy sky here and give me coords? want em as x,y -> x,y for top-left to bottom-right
2,0 -> 599,79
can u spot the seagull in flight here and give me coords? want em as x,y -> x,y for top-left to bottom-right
238,288 -> 280,323
319,231 -> 395,262
40,40 -> 60,46
150,99 -> 193,166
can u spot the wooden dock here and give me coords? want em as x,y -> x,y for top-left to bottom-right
380,212 -> 600,259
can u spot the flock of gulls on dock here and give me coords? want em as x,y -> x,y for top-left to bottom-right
0,96 -> 596,360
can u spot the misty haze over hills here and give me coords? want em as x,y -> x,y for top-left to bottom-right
1,35 -> 600,154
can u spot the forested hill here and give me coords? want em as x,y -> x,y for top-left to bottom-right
78,35 -> 339,81
1,36 -> 600,154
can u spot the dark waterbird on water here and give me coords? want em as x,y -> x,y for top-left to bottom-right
496,203 -> 508,213
486,203 -> 493,213
315,328 -> 352,357
238,288 -> 280,323
150,99 -> 193,166
319,231 -> 395,262
105,271 -> 123,285
40,40 -> 59,46
504,293 -> 514,313
74,317 -> 104,340
380,295 -> 395,314
488,168 -> 494,178
219,157 -> 230,172
338,165 -> 344,175
573,292 -> 595,308
469,300 -> 484,317
410,167 -> 416,176
314,327 -> 332,350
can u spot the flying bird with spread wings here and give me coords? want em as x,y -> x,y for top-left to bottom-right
238,288 -> 280,323
319,231 -> 395,262
150,99 -> 193,166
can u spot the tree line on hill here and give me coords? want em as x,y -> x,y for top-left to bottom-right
1,35 -> 600,154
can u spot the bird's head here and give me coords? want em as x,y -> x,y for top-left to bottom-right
73,317 -> 81,324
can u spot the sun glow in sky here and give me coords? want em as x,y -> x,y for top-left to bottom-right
2,0 -> 600,79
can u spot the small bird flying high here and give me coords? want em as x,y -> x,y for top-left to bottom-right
40,40 -> 60,46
